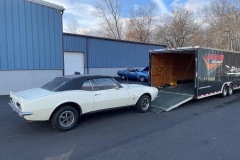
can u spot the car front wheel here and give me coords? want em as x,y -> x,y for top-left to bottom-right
51,105 -> 79,131
135,95 -> 151,113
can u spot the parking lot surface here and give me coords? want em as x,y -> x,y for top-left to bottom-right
1,89 -> 240,160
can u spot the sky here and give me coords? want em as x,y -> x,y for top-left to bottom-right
44,0 -> 211,33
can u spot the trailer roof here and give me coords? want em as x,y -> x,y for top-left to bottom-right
150,47 -> 197,54
150,46 -> 240,54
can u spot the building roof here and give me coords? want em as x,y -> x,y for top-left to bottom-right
26,0 -> 65,11
63,33 -> 166,47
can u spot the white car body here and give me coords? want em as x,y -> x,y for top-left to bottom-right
9,82 -> 158,121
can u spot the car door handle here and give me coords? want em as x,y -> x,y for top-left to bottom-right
95,94 -> 101,96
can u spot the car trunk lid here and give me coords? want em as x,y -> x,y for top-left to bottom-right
15,88 -> 54,100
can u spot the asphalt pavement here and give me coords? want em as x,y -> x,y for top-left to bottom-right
1,89 -> 240,160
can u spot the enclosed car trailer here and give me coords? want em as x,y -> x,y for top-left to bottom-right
149,47 -> 240,112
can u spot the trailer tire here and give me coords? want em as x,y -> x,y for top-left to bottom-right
227,84 -> 233,96
221,85 -> 228,98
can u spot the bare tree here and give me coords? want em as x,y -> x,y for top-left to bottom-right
125,3 -> 157,43
203,0 -> 240,51
190,28 -> 207,47
94,0 -> 123,39
65,17 -> 80,34
155,8 -> 199,48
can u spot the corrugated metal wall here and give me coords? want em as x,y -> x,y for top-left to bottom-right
63,34 -> 87,52
0,0 -> 63,70
63,34 -> 166,68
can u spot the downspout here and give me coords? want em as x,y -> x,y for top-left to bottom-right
86,37 -> 89,74
149,50 -> 152,86
61,10 -> 65,76
195,49 -> 198,98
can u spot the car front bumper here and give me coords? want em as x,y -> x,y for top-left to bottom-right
9,102 -> 32,117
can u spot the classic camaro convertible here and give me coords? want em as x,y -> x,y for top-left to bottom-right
9,75 -> 158,131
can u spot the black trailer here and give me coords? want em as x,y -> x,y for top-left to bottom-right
149,47 -> 240,112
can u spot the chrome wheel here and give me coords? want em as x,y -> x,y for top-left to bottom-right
52,106 -> 79,131
136,95 -> 151,113
121,75 -> 126,80
140,76 -> 145,82
228,84 -> 233,96
223,88 -> 227,95
141,97 -> 150,110
221,85 -> 228,98
59,111 -> 75,127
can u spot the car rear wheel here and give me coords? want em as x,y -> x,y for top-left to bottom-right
227,84 -> 233,96
135,95 -> 151,113
221,85 -> 228,98
139,76 -> 145,82
51,105 -> 79,131
121,75 -> 126,80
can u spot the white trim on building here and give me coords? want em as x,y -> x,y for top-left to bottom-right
0,70 -> 62,95
26,0 -> 65,11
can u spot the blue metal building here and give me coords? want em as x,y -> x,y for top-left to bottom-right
0,0 -> 64,95
0,0 -> 165,95
63,33 -> 165,76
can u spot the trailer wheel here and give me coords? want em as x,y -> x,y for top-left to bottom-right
227,84 -> 233,96
221,85 -> 228,98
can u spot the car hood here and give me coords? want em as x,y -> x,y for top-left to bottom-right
15,88 -> 54,100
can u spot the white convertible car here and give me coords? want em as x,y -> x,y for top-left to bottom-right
9,75 -> 158,131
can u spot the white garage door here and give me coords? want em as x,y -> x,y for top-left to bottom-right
64,52 -> 84,75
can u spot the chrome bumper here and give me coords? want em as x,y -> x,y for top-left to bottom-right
9,103 -> 32,117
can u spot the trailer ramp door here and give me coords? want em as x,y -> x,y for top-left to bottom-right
150,84 -> 195,113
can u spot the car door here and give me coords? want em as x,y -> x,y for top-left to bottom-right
77,80 -> 95,113
91,78 -> 129,111
127,69 -> 138,79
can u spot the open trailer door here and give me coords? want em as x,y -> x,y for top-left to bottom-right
149,47 -> 197,112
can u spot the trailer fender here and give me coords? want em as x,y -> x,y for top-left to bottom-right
220,82 -> 233,93
221,82 -> 234,92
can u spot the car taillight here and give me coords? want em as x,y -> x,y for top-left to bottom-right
16,102 -> 21,110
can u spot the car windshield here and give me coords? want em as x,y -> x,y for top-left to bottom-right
41,77 -> 69,91
128,68 -> 141,72
142,66 -> 149,72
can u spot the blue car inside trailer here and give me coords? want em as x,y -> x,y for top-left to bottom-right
117,67 -> 149,82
